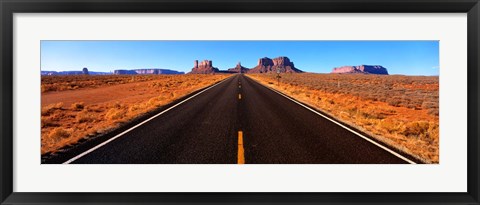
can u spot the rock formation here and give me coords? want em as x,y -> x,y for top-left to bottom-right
41,68 -> 184,76
114,69 -> 184,75
189,59 -> 220,74
248,56 -> 302,73
113,70 -> 138,75
41,71 -> 87,75
227,62 -> 250,73
331,65 -> 389,75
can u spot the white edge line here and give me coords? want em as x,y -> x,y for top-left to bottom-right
63,76 -> 234,164
246,76 -> 417,164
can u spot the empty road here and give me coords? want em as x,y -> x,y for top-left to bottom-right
53,74 -> 415,164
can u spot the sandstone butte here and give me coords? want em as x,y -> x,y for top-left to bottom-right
42,68 -> 184,76
189,56 -> 304,74
189,58 -> 389,75
227,62 -> 250,73
113,69 -> 184,75
248,56 -> 303,73
189,60 -> 220,74
331,65 -> 389,75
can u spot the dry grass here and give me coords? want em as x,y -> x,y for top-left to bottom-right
247,73 -> 439,163
41,75 -> 161,93
41,102 -> 64,116
41,74 -> 230,154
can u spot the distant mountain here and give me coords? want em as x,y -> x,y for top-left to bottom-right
42,68 -> 185,76
331,65 -> 389,75
248,56 -> 303,73
41,70 -> 112,76
227,62 -> 250,73
189,60 -> 220,74
189,56 -> 303,74
114,68 -> 184,75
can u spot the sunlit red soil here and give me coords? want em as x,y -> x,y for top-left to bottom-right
41,74 -> 230,154
248,73 -> 439,163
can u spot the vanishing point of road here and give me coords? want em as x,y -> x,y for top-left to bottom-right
53,74 -> 415,164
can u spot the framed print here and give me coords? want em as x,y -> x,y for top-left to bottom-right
1,0 -> 479,204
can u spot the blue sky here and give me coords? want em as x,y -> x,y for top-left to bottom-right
41,41 -> 439,75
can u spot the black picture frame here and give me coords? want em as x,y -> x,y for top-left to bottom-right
1,0 -> 479,204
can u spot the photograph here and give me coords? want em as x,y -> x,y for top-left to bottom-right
2,0 -> 478,203
40,40 -> 439,164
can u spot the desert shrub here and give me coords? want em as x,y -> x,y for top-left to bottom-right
47,127 -> 71,143
128,104 -> 145,112
41,102 -> 64,116
147,96 -> 167,107
71,102 -> 85,110
379,120 -> 401,134
386,97 -> 402,107
105,108 -> 127,120
405,103 -> 417,109
85,105 -> 104,113
422,101 -> 438,109
366,94 -> 379,101
109,101 -> 124,109
181,82 -> 192,88
428,108 -> 439,116
41,75 -> 159,92
150,81 -> 164,88
76,110 -> 96,123
291,90 -> 302,95
41,116 -> 58,128
346,107 -> 358,116
361,111 -> 386,120
401,121 -> 431,138
41,85 -> 54,93
424,122 -> 439,143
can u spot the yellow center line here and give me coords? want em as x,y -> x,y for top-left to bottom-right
238,94 -> 242,99
238,131 -> 245,164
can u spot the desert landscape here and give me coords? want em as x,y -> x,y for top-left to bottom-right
247,73 -> 439,163
41,41 -> 439,164
41,74 -> 229,155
